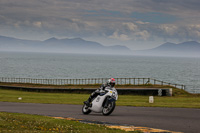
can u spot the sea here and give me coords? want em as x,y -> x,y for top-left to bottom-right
0,51 -> 200,93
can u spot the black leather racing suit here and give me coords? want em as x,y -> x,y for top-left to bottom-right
86,83 -> 109,104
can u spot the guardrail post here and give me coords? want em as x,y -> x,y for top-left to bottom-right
138,78 -> 140,85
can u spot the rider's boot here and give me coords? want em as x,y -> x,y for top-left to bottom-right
84,98 -> 92,107
84,101 -> 90,106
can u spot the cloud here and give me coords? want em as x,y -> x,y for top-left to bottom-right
131,12 -> 178,24
135,30 -> 150,41
1,0 -> 200,46
159,24 -> 178,36
108,22 -> 151,41
123,22 -> 138,31
186,24 -> 200,39
136,21 -> 149,25
33,21 -> 42,28
109,31 -> 131,41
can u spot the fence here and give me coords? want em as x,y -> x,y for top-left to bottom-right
0,77 -> 186,90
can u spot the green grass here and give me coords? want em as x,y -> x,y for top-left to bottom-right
0,88 -> 198,133
118,95 -> 200,108
0,89 -> 88,104
0,112 -> 141,133
0,88 -> 200,108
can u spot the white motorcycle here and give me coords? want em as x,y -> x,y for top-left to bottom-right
82,87 -> 118,116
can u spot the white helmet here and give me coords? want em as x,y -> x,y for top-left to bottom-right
107,78 -> 115,87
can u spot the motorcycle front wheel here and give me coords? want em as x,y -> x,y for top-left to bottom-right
102,101 -> 115,116
82,104 -> 91,115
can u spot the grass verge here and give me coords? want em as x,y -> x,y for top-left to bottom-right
0,88 -> 200,108
0,112 -> 142,133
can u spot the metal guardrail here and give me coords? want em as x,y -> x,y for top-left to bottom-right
0,77 -> 186,90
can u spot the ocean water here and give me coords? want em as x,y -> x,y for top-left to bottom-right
0,51 -> 200,93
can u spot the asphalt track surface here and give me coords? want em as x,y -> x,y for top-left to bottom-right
0,102 -> 200,133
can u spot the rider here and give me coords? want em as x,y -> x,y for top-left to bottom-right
84,78 -> 116,106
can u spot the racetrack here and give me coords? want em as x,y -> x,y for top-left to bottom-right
0,102 -> 199,133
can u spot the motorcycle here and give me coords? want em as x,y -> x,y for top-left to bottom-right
82,87 -> 118,116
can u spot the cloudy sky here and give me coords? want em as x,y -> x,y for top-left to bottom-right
0,0 -> 200,50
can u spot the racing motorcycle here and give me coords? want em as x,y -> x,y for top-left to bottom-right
82,87 -> 118,116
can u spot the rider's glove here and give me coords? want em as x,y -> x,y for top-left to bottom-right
100,83 -> 106,90
100,89 -> 105,93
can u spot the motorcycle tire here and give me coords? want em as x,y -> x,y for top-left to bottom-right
82,104 -> 91,115
102,101 -> 115,116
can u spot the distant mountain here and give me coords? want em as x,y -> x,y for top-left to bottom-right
152,41 -> 200,52
0,35 -> 131,55
134,41 -> 200,57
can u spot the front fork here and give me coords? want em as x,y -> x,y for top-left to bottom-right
103,97 -> 115,108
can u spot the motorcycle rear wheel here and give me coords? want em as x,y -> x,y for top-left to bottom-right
82,104 -> 91,115
102,101 -> 115,116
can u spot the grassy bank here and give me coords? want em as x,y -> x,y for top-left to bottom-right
0,112 -> 138,133
0,88 -> 200,108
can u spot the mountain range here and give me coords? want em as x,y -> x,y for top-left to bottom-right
0,35 -> 131,55
134,41 -> 200,57
0,35 -> 200,57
